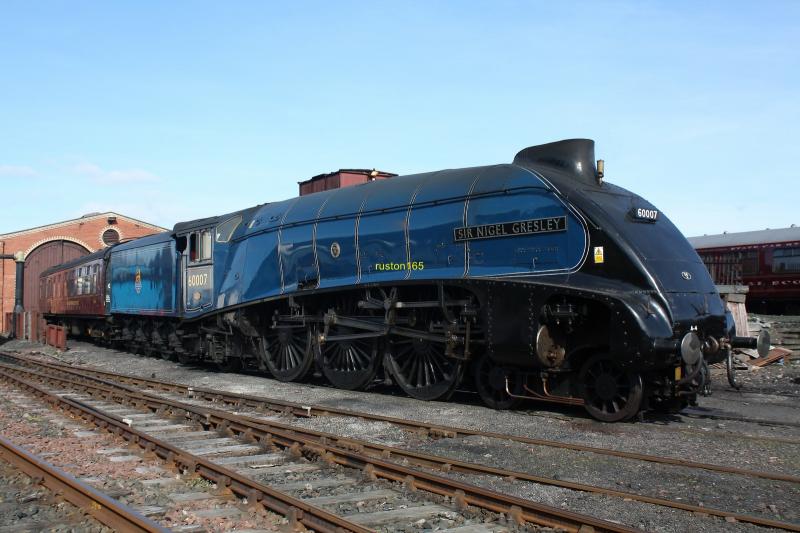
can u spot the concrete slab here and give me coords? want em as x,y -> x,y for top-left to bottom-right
134,505 -> 167,517
269,477 -> 357,492
168,491 -> 218,503
446,525 -> 510,533
109,455 -> 141,463
97,448 -> 130,455
149,430 -> 212,440
186,444 -> 262,457
135,466 -> 166,474
305,489 -> 397,506
213,453 -> 287,466
191,507 -> 243,519
140,478 -> 180,487
346,505 -> 451,526
246,463 -> 320,475
138,424 -> 193,432
174,437 -> 239,448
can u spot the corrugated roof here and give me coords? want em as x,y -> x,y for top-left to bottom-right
688,225 -> 800,249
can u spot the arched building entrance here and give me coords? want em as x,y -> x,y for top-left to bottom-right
1,211 -> 166,334
23,240 -> 90,316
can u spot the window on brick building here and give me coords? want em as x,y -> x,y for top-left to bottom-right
102,228 -> 120,246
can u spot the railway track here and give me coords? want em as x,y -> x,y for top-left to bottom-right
679,407 -> 800,429
7,352 -> 796,484
0,433 -> 167,532
1,355 -> 798,531
0,361 -> 640,533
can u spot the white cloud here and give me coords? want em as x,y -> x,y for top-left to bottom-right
0,165 -> 37,178
74,162 -> 160,184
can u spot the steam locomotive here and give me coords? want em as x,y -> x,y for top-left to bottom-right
40,139 -> 766,421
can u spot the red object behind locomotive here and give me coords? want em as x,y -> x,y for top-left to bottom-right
689,226 -> 800,314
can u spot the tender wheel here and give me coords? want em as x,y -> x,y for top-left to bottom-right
385,336 -> 463,401
579,354 -> 643,422
473,353 -> 521,410
263,326 -> 314,382
321,328 -> 380,390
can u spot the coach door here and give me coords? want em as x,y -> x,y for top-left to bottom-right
182,227 -> 214,313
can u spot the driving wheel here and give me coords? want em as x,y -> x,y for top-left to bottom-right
262,326 -> 314,382
321,327 -> 381,390
579,354 -> 643,422
385,336 -> 463,401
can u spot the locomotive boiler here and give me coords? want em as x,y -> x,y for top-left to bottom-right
41,139 -> 767,422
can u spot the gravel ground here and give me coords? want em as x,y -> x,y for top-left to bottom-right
411,434 -> 798,524
0,387 -> 283,532
423,470 -> 782,533
3,338 -> 799,531
0,462 -> 110,532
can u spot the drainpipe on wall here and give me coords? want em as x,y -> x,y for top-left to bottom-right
2,252 -> 25,338
1,242 -> 5,332
0,251 -> 15,336
14,252 -> 25,338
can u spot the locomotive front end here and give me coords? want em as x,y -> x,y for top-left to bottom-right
586,183 -> 771,411
512,139 -> 767,420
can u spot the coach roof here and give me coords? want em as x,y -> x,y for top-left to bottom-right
688,226 -> 800,249
40,248 -> 109,277
110,230 -> 173,252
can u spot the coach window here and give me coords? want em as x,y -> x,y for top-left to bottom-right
741,251 -> 759,275
773,247 -> 800,273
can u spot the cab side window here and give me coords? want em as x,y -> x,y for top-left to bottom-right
215,216 -> 242,243
189,229 -> 213,263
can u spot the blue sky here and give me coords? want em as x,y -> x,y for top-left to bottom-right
1,1 -> 797,237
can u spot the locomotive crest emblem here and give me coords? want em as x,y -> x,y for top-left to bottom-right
134,267 -> 142,294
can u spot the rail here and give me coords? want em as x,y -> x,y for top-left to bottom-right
8,352 -> 796,484
4,358 -> 800,531
0,360 -> 643,533
0,434 -> 168,532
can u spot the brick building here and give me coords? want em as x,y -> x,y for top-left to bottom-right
298,169 -> 396,196
0,212 -> 166,334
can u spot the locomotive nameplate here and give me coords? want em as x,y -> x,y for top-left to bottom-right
454,216 -> 567,242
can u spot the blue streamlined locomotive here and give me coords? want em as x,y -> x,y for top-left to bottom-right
41,139 -> 766,421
